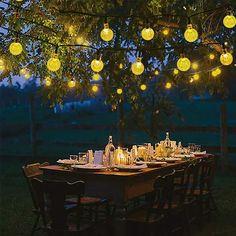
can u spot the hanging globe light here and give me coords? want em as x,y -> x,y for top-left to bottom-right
0,65 -> 5,72
140,84 -> 147,91
20,68 -> 28,75
92,73 -> 100,81
100,23 -> 114,42
141,27 -> 154,41
209,53 -> 215,60
47,56 -> 61,72
68,79 -> 76,88
215,68 -> 222,75
165,82 -> 172,89
184,24 -> 198,42
191,62 -> 199,70
45,77 -> 52,87
193,74 -> 200,81
162,28 -> 170,36
76,36 -> 84,44
0,59 -> 4,66
220,51 -> 233,66
177,56 -> 191,71
92,85 -> 98,92
131,57 -> 145,75
223,12 -> 236,28
24,72 -> 31,80
173,68 -> 179,75
118,63 -> 124,69
9,42 -> 23,55
91,58 -> 104,72
154,69 -> 159,75
116,88 -> 123,94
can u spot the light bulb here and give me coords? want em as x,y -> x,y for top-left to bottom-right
20,68 -> 27,75
165,82 -> 172,89
100,23 -> 114,42
223,14 -> 236,28
9,42 -> 23,55
47,57 -> 61,72
119,63 -> 123,69
193,74 -> 200,81
141,27 -> 154,41
154,69 -> 159,75
92,85 -> 98,92
220,52 -> 233,66
117,88 -> 123,94
0,65 -> 5,72
0,59 -> 4,66
45,77 -> 52,87
162,28 -> 170,36
184,24 -> 198,42
211,70 -> 218,77
215,68 -> 222,75
68,79 -> 76,88
192,62 -> 199,70
24,72 -> 31,79
189,78 -> 194,83
209,54 -> 215,60
173,69 -> 179,75
76,36 -> 84,44
140,84 -> 147,91
91,58 -> 104,72
177,57 -> 191,71
92,73 -> 100,81
131,57 -> 144,75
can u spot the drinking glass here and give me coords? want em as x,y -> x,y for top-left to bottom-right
78,152 -> 88,164
188,143 -> 196,153
70,155 -> 78,161
195,145 -> 201,152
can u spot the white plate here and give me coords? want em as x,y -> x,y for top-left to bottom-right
112,164 -> 147,171
173,154 -> 194,158
155,157 -> 182,162
192,151 -> 207,156
135,161 -> 167,167
72,164 -> 107,171
57,159 -> 87,165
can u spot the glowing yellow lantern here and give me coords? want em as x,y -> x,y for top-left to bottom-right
20,68 -> 27,75
119,63 -> 124,69
173,68 -> 179,75
47,57 -> 61,72
92,73 -> 100,81
162,28 -> 170,36
68,79 -> 76,88
192,62 -> 198,70
9,42 -> 23,55
0,59 -> 4,66
184,24 -> 198,42
223,14 -> 236,28
116,88 -> 123,94
211,70 -> 218,77
0,65 -> 5,72
209,54 -> 215,60
92,85 -> 98,92
91,58 -> 104,72
76,36 -> 84,44
100,23 -> 114,42
165,82 -> 172,89
189,78 -> 194,83
193,74 -> 200,81
177,56 -> 191,71
45,77 -> 52,87
140,84 -> 147,91
215,68 -> 222,75
154,69 -> 159,75
24,72 -> 31,79
220,52 -> 233,66
131,57 -> 144,75
141,27 -> 154,41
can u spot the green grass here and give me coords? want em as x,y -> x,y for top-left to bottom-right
0,156 -> 236,236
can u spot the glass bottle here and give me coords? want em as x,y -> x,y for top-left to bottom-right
105,136 -> 115,167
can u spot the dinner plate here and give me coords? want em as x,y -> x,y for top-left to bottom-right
135,161 -> 167,168
192,151 -> 207,156
57,159 -> 87,165
72,164 -> 107,171
112,164 -> 147,172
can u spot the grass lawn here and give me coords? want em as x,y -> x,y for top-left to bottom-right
0,156 -> 236,236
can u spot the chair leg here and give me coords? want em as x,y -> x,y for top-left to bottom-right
31,214 -> 40,236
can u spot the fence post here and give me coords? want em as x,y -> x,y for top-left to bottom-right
220,103 -> 228,171
29,94 -> 37,159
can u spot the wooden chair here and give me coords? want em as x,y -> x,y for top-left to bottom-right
31,178 -> 93,236
23,163 -> 111,235
125,171 -> 176,236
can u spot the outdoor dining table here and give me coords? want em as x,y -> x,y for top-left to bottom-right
40,155 -> 209,206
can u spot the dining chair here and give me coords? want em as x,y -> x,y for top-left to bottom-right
23,162 -> 111,235
31,178 -> 94,236
194,156 -> 218,220
125,171 -> 176,236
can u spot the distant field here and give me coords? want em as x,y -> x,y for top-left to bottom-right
0,100 -> 235,161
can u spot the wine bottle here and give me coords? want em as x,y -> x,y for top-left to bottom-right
104,136 -> 115,166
